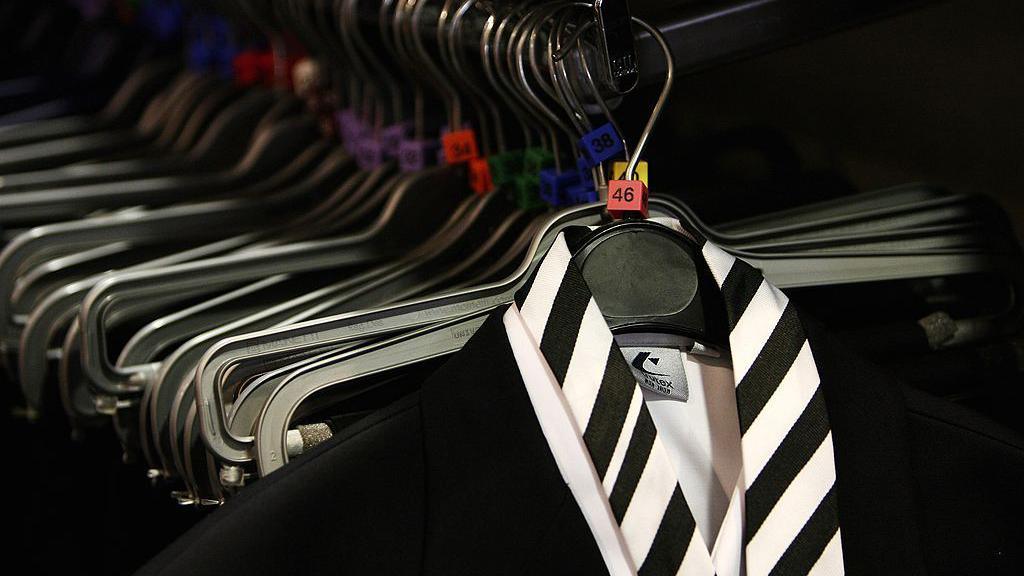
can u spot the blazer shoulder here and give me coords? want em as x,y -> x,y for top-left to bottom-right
138,392 -> 427,576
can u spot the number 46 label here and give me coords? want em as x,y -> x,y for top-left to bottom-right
607,179 -> 648,219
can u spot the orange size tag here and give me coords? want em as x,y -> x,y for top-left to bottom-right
442,129 -> 479,164
606,180 -> 649,219
468,157 -> 494,195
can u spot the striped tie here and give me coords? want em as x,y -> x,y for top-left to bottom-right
516,231 -> 844,576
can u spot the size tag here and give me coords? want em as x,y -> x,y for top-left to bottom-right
468,157 -> 494,195
357,137 -> 383,169
607,179 -> 648,218
566,182 -> 598,205
620,347 -> 689,401
523,147 -> 554,173
488,151 -> 524,185
398,138 -> 437,172
513,173 -> 546,210
442,129 -> 479,164
337,109 -> 367,154
539,169 -> 581,207
579,123 -> 624,168
380,123 -> 408,157
611,160 -> 648,186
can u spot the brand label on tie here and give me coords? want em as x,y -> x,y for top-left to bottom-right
620,347 -> 688,401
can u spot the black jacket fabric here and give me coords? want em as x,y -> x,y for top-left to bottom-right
136,308 -> 1024,576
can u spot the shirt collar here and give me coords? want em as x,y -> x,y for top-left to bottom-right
509,220 -> 845,576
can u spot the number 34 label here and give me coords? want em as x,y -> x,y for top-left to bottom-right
442,129 -> 479,164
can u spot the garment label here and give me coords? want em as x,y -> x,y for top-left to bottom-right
620,347 -> 688,401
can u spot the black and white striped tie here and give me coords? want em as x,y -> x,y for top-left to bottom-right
515,232 -> 844,576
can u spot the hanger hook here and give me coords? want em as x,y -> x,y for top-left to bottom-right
622,16 -> 672,180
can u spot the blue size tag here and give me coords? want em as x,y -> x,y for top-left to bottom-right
539,169 -> 581,207
579,123 -> 624,168
566,182 -> 599,205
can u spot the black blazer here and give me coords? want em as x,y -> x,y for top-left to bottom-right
137,308 -> 1024,575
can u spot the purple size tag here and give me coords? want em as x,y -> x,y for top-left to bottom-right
398,138 -> 438,173
381,123 -> 408,158
336,109 -> 367,154
357,137 -> 384,170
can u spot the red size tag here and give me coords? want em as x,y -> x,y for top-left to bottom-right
442,129 -> 479,164
606,180 -> 649,219
233,51 -> 262,86
468,157 -> 494,195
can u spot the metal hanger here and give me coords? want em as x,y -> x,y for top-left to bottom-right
194,199 -> 685,467
145,192 -> 487,482
72,161 -> 471,414
0,114 -> 321,226
242,13 -> 1022,474
13,147 -> 363,416
0,87 -> 289,207
0,59 -> 180,150
132,0 -> 540,485
158,191 -> 523,492
0,69 -> 237,174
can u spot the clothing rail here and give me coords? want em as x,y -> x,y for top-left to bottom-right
633,0 -> 940,83
349,0 -> 939,89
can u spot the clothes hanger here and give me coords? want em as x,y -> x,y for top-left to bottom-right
198,204 -> 535,479
138,192 -> 485,480
180,2 -> 745,463
13,233 -> 269,415
3,139 -> 336,351
74,161 -> 471,409
0,69 -> 237,174
0,82 -> 290,194
196,199 -> 687,467
2,142 -> 331,321
192,2 -> 1007,477
245,12 -> 1023,474
0,114 -> 321,226
0,59 -> 181,149
140,0 -> 512,481
25,0 -> 374,424
136,0 -> 540,475
155,191 -> 522,489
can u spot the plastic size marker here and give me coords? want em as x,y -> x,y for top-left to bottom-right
611,160 -> 648,186
566,183 -> 598,205
442,129 -> 479,164
381,123 -> 408,157
336,109 -> 367,154
523,147 -> 554,173
357,137 -> 384,170
487,151 -> 524,186
579,123 -> 624,168
469,158 -> 494,195
512,173 -> 546,210
606,179 -> 648,219
398,138 -> 439,173
539,169 -> 581,207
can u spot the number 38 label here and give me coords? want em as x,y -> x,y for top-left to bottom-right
606,179 -> 649,219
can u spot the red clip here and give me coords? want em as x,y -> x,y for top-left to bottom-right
606,180 -> 648,219
442,129 -> 479,164
468,157 -> 494,195
233,51 -> 262,86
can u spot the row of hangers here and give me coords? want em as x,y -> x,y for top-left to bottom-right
1,0 -> 1022,507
